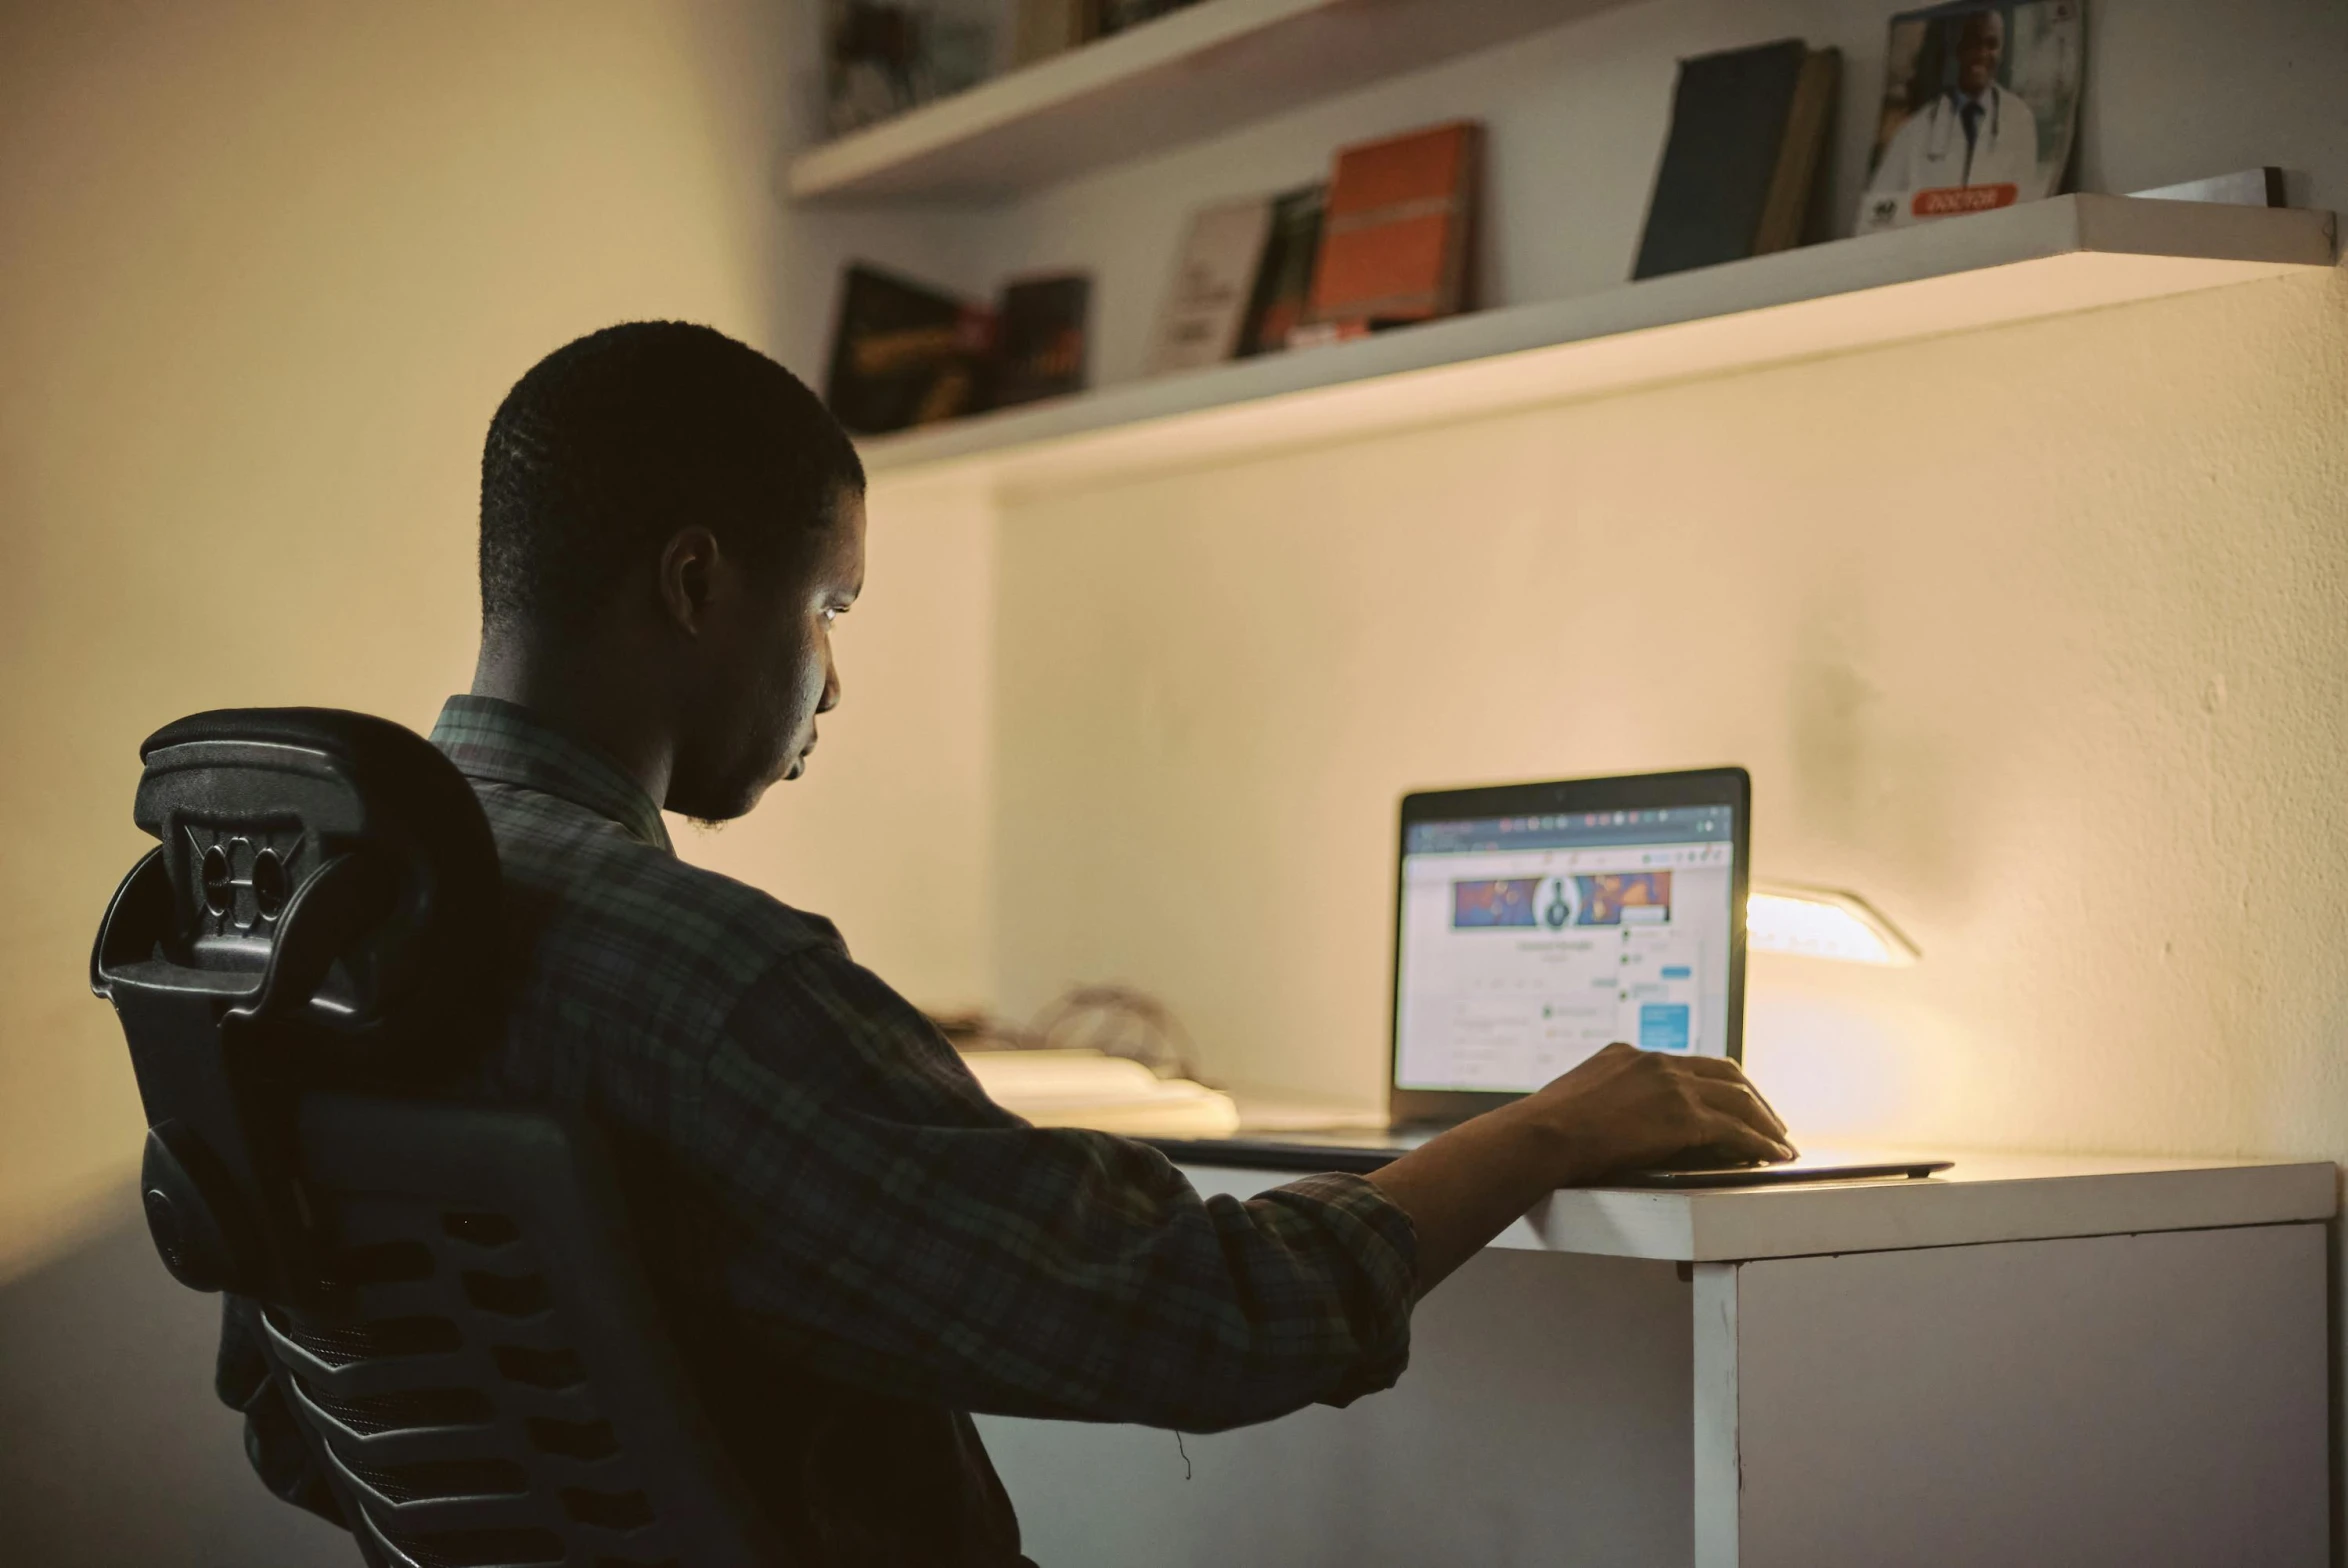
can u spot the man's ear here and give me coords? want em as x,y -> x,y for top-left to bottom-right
657,526 -> 724,637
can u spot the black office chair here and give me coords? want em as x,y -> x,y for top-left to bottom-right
91,708 -> 781,1568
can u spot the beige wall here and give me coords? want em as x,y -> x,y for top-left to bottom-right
689,472 -> 998,1008
0,0 -> 993,1279
5,0 -> 2342,1309
990,264 -> 2348,1164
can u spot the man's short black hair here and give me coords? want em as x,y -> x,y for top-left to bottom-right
480,321 -> 865,637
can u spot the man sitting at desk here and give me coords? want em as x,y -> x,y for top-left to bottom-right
221,322 -> 1791,1566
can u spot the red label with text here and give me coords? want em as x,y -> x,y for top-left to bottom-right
1912,184 -> 2020,217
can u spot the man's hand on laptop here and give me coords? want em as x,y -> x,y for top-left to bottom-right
1367,1044 -> 1794,1296
1512,1041 -> 1794,1184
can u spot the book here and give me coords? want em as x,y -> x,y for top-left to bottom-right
2129,167 -> 2289,208
2129,168 -> 2288,207
824,2 -> 922,137
1013,0 -> 1096,67
1633,39 -> 1839,280
1285,319 -> 1373,351
989,274 -> 1091,408
1236,184 -> 1325,357
825,0 -> 999,138
1855,0 -> 2084,235
1146,197 -> 1276,375
823,263 -> 994,435
1306,120 -> 1481,335
1755,48 -> 1840,253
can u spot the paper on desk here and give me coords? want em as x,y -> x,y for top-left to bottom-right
958,1047 -> 1242,1135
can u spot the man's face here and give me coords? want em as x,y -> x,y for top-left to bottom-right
668,487 -> 867,822
1956,13 -> 2003,95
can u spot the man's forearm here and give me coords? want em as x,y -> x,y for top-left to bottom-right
1365,1103 -> 1559,1297
1362,1044 -> 1794,1298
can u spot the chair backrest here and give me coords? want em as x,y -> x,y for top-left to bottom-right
92,708 -> 781,1568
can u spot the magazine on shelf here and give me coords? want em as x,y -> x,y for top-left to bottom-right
823,264 -> 993,434
1146,196 -> 1276,374
1855,0 -> 2084,235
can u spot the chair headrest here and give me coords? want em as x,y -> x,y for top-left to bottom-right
125,706 -> 501,1071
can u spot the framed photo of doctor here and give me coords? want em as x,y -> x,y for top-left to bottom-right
1855,0 -> 2083,235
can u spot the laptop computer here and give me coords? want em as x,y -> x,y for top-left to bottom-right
1148,767 -> 1947,1187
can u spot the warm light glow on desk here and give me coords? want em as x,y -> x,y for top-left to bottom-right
1748,885 -> 1919,966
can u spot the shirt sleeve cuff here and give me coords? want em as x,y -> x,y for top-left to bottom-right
1258,1170 -> 1420,1405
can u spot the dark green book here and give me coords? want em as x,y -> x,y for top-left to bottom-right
1634,39 -> 1837,280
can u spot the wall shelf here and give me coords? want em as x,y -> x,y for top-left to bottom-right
860,196 -> 2337,493
789,0 -> 1617,204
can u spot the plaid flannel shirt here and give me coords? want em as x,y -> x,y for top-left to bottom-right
420,695 -> 1415,1561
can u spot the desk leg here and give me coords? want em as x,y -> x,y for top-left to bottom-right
1691,1262 -> 1741,1568
1689,1224 -> 2327,1568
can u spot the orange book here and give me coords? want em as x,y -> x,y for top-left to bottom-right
1306,120 -> 1481,329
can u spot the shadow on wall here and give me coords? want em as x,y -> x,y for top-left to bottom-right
0,1186 -> 353,1568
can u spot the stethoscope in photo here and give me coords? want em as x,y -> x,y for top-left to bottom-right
1915,86 -> 2004,185
1542,876 -> 1579,931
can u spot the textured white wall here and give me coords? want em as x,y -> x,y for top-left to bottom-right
989,260 -> 2348,1158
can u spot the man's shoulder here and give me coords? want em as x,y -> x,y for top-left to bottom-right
477,780 -> 843,994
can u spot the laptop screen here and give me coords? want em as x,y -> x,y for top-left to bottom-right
1393,804 -> 1738,1094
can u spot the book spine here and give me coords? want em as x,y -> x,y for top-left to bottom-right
1752,49 -> 1838,256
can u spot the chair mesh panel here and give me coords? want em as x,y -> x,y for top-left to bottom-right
341,1457 -> 529,1505
263,1184 -> 714,1567
296,1377 -> 495,1437
271,1313 -> 462,1369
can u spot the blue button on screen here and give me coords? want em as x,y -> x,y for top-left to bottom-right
1660,965 -> 1692,979
1639,1003 -> 1692,1052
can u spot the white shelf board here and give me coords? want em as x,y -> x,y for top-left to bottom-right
861,196 -> 2337,495
1179,1150 -> 2341,1264
790,0 -> 1618,203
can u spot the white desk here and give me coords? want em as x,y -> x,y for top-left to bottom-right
979,1153 -> 2335,1567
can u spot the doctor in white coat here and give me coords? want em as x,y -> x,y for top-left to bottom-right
1864,11 -> 2042,224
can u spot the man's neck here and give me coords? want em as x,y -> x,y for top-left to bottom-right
470,635 -> 677,809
